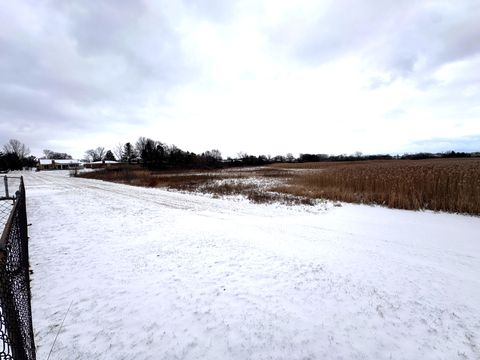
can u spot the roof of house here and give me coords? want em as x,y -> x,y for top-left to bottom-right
54,159 -> 81,165
90,160 -> 118,164
39,159 -> 81,165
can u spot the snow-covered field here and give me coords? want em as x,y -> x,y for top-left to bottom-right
23,171 -> 480,359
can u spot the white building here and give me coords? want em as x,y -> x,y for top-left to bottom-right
37,159 -> 83,170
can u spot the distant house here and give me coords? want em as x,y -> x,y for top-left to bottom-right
84,160 -> 119,169
38,159 -> 53,170
37,159 -> 83,171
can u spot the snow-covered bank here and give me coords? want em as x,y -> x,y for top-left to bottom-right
24,171 -> 480,359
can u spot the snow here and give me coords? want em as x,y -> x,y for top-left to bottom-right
23,171 -> 480,359
88,160 -> 118,164
53,159 -> 81,165
38,159 -> 81,165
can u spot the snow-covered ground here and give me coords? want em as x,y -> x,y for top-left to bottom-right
23,171 -> 480,359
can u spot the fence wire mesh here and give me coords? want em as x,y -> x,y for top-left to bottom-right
0,177 -> 20,201
0,177 -> 36,360
0,201 -> 13,231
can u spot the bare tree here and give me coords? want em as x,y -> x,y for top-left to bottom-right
237,152 -> 248,160
84,149 -> 95,162
43,149 -> 72,159
96,147 -> 106,160
204,149 -> 222,161
84,147 -> 106,162
43,149 -> 53,159
113,142 -> 124,161
3,139 -> 30,159
135,137 -> 149,156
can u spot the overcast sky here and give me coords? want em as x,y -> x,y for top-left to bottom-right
1,0 -> 480,159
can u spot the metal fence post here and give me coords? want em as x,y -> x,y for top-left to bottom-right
3,175 -> 8,198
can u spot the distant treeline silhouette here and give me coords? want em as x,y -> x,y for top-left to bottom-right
100,137 -> 479,169
297,150 -> 477,162
0,137 -> 478,171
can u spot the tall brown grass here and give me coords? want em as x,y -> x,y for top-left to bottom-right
272,158 -> 480,214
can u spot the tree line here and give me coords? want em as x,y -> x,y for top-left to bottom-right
85,137 -> 225,170
84,137 -> 479,169
0,139 -> 36,171
0,137 -> 479,172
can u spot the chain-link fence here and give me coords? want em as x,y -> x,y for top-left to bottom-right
0,176 -> 36,360
0,176 -> 16,230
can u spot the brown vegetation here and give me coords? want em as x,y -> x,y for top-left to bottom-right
80,166 -> 312,205
80,158 -> 480,215
272,158 -> 480,214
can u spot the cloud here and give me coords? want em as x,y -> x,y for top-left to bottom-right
0,0 -> 195,155
182,0 -> 235,22
267,0 -> 480,82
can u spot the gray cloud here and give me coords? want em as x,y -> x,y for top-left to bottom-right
269,0 -> 480,82
376,1 -> 480,81
0,85 -> 83,126
182,0 -> 235,22
60,1 -> 183,79
0,0 -> 195,155
267,1 -> 410,64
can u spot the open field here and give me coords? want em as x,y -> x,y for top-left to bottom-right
81,158 -> 480,215
22,170 -> 480,359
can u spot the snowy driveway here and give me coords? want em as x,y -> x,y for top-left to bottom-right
24,171 -> 480,359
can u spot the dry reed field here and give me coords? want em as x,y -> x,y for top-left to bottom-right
272,158 -> 480,214
80,158 -> 480,215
